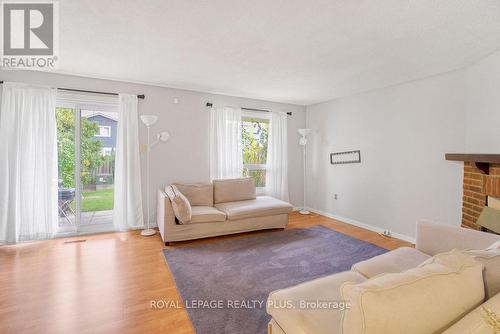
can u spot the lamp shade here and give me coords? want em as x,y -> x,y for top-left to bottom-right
140,115 -> 158,127
157,131 -> 170,142
298,128 -> 311,137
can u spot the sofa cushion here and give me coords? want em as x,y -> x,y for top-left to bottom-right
341,249 -> 485,334
352,247 -> 430,278
416,221 -> 500,256
173,182 -> 213,206
215,196 -> 293,221
464,249 -> 500,299
442,292 -> 500,334
267,271 -> 366,334
165,185 -> 192,224
213,177 -> 256,204
188,206 -> 226,224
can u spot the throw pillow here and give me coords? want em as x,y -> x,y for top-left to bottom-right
165,185 -> 192,224
464,249 -> 500,299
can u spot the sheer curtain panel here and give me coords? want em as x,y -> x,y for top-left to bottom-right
0,82 -> 58,243
209,106 -> 243,180
265,112 -> 289,201
113,94 -> 144,230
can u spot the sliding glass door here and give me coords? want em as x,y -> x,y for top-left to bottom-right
56,104 -> 117,234
57,107 -> 77,231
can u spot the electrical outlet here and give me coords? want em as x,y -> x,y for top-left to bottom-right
383,230 -> 392,236
334,194 -> 338,200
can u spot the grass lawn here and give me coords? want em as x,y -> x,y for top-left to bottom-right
81,188 -> 114,212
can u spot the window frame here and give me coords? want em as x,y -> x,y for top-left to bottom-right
54,94 -> 119,237
241,111 -> 271,193
101,147 -> 113,156
95,125 -> 111,137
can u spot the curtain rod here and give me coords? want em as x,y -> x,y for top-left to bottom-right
206,102 -> 292,116
0,81 -> 145,99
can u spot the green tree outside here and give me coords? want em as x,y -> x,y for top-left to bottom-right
56,108 -> 104,188
242,117 -> 269,187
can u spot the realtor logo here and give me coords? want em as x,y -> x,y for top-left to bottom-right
1,1 -> 59,68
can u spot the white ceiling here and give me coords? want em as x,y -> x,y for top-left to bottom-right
54,0 -> 500,105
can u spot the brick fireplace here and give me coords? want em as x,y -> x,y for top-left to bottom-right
446,153 -> 500,233
462,162 -> 500,230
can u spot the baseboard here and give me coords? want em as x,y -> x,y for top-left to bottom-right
305,207 -> 416,244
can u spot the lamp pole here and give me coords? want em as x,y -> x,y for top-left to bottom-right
139,115 -> 170,236
141,123 -> 156,236
140,115 -> 159,236
298,129 -> 311,215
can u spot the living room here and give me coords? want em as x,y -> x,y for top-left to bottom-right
1,1 -> 500,334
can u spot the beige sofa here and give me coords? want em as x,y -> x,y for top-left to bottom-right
157,178 -> 293,245
267,222 -> 500,334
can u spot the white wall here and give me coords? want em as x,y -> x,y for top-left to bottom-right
5,49 -> 499,239
465,50 -> 500,153
306,70 -> 467,240
0,71 -> 306,223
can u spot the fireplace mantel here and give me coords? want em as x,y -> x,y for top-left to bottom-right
445,153 -> 500,174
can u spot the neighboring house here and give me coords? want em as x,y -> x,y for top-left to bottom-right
85,113 -> 117,156
85,112 -> 117,188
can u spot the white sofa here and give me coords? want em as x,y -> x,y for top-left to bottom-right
267,222 -> 500,334
157,177 -> 293,245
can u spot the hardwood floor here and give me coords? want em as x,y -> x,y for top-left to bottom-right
0,212 -> 411,334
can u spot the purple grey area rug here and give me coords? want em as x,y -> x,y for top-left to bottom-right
162,225 -> 387,334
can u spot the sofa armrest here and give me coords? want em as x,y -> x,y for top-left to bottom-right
416,221 -> 500,256
157,189 -> 176,243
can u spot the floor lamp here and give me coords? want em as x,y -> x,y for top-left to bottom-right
140,115 -> 170,236
298,128 -> 311,215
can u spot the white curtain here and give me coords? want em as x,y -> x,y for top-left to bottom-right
0,82 -> 58,243
265,112 -> 289,201
113,94 -> 144,230
209,106 -> 243,180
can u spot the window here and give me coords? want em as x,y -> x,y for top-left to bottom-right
96,125 -> 111,137
241,114 -> 269,188
101,147 -> 113,156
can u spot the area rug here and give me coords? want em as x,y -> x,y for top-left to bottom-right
162,225 -> 387,334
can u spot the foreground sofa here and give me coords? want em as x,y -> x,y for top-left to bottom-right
157,177 -> 293,245
267,221 -> 500,334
